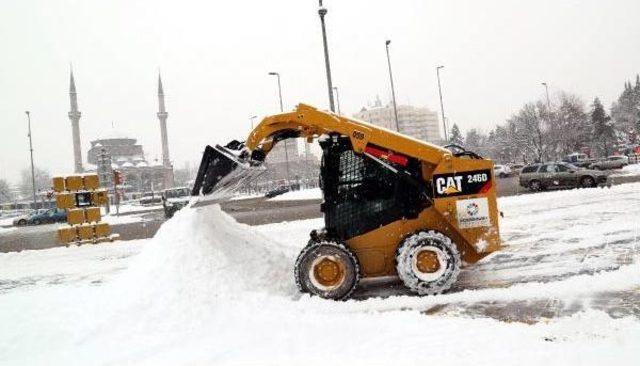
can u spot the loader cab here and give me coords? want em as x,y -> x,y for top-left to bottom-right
319,135 -> 430,240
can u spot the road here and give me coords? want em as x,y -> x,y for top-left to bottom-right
2,174 -> 639,253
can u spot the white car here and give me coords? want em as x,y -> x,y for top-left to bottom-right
493,164 -> 512,178
590,155 -> 629,170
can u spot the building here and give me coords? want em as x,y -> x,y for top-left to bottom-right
353,96 -> 442,143
87,133 -> 171,193
68,69 -> 84,173
157,74 -> 175,188
70,70 -> 175,193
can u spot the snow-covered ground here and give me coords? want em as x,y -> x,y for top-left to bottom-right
102,212 -> 147,225
0,226 -> 16,234
611,163 -> 640,176
1,184 -> 639,365
268,187 -> 322,201
114,202 -> 163,214
0,217 -> 15,227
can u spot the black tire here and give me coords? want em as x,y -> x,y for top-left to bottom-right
581,176 -> 596,188
528,180 -> 542,191
294,240 -> 360,300
395,230 -> 461,296
17,219 -> 27,226
32,219 -> 40,225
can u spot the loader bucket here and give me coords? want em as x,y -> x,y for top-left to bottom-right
191,144 -> 265,200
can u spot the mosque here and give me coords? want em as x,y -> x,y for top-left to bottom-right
67,70 -> 174,193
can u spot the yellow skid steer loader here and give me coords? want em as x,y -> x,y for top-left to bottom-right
192,104 -> 501,299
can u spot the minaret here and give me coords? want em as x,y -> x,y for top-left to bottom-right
68,68 -> 83,173
157,73 -> 174,187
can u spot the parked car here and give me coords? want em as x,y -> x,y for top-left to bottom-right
265,185 -> 291,198
493,164 -> 512,178
139,191 -> 163,206
562,153 -> 596,168
162,187 -> 191,219
508,163 -> 525,175
13,208 -> 67,226
519,162 -> 608,191
589,155 -> 629,170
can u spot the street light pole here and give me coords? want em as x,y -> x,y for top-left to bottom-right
318,0 -> 335,112
333,86 -> 341,115
385,40 -> 400,132
436,65 -> 448,142
268,72 -> 291,182
25,111 -> 37,208
541,82 -> 551,112
249,115 -> 257,129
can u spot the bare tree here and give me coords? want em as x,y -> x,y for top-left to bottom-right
549,92 -> 590,157
19,167 -> 51,199
510,102 -> 548,163
0,178 -> 14,203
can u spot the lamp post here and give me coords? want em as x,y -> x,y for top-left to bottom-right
268,72 -> 291,182
436,65 -> 448,142
249,115 -> 257,129
333,86 -> 341,115
385,40 -> 400,132
25,111 -> 37,208
541,82 -> 551,112
318,0 -> 335,112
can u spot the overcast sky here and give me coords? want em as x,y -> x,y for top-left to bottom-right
1,0 -> 639,184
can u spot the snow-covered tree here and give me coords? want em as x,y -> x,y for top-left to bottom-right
19,167 -> 51,199
611,75 -> 640,143
464,129 -> 484,154
549,92 -> 590,157
0,178 -> 14,203
449,123 -> 464,145
509,102 -> 548,163
591,97 -> 616,157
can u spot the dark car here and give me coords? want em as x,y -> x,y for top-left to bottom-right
265,186 -> 291,198
139,191 -> 163,206
519,162 -> 608,191
162,187 -> 191,219
13,208 -> 67,226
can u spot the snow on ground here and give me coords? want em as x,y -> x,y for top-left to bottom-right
114,203 -> 163,214
268,187 -> 322,201
0,226 -> 16,234
102,212 -> 148,225
0,217 -> 16,227
611,163 -> 640,177
1,184 -> 640,364
230,192 -> 264,201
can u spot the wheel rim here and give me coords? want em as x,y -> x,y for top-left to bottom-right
530,181 -> 540,190
411,247 -> 447,282
310,255 -> 346,290
584,177 -> 594,187
416,250 -> 440,273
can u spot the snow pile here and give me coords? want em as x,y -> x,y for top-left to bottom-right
268,187 -> 322,201
620,163 -> 640,175
106,204 -> 296,305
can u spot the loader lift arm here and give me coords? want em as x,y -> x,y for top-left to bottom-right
245,103 -> 452,168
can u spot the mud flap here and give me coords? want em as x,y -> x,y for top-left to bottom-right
191,144 -> 265,200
